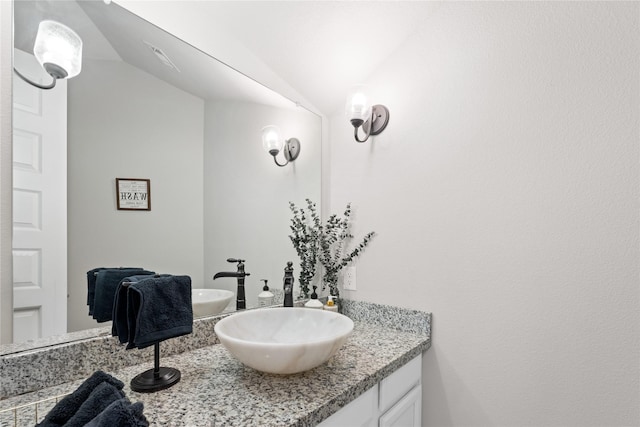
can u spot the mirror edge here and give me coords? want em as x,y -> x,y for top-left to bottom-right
0,0 -> 14,345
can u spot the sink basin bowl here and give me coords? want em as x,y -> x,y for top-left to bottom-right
192,289 -> 233,318
214,307 -> 354,374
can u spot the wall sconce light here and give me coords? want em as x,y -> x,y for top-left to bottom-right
13,20 -> 83,90
262,125 -> 301,167
346,85 -> 389,143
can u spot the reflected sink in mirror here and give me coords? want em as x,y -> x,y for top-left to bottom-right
214,307 -> 354,374
192,289 -> 234,318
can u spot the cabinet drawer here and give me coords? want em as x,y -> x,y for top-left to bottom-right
378,355 -> 421,414
319,385 -> 378,427
379,384 -> 421,427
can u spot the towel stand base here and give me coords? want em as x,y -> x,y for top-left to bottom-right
131,342 -> 181,393
131,367 -> 180,393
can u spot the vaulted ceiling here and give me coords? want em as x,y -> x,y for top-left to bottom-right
16,0 -> 442,116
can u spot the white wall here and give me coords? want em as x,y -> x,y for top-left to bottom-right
329,2 -> 639,426
203,100 -> 321,307
67,58 -> 204,332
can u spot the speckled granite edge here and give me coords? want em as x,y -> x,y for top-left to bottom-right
341,299 -> 432,336
0,326 -> 112,356
0,314 -> 225,399
0,320 -> 431,426
1,300 -> 430,400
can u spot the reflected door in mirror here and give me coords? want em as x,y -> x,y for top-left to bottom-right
12,49 -> 68,343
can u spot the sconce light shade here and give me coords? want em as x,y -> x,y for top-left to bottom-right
14,20 -> 83,90
262,125 -> 300,167
346,85 -> 389,143
346,85 -> 372,125
34,20 -> 83,79
261,125 -> 284,155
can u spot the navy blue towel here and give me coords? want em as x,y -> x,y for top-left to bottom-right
85,399 -> 149,427
86,267 -> 105,315
87,267 -> 145,315
64,382 -> 125,427
112,274 -> 170,343
126,275 -> 193,349
36,371 -> 123,427
93,268 -> 155,322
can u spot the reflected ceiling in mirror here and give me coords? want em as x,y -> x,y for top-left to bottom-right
6,0 -> 321,351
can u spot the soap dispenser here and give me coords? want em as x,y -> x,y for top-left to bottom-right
304,286 -> 323,309
258,279 -> 274,307
324,295 -> 338,312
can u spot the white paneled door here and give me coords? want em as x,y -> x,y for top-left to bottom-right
12,49 -> 67,342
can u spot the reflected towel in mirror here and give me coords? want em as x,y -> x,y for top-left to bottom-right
91,268 -> 155,322
86,267 -> 145,315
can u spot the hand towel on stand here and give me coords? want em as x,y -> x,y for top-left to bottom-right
112,274 -> 170,343
126,275 -> 193,350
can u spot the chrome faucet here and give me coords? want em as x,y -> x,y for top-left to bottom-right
283,261 -> 294,307
213,258 -> 250,310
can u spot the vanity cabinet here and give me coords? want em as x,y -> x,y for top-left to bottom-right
319,355 -> 422,427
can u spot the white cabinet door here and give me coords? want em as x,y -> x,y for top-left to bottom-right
379,384 -> 421,427
319,355 -> 423,427
379,356 -> 422,414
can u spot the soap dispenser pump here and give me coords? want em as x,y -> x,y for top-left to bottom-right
258,279 -> 274,307
305,286 -> 323,309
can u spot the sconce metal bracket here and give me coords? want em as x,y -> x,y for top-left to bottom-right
13,67 -> 57,90
284,138 -> 301,162
368,104 -> 390,136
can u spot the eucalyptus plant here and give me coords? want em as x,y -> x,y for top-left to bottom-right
289,199 -> 375,300
318,203 -> 375,299
288,199 -> 321,298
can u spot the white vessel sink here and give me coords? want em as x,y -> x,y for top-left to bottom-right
214,307 -> 354,374
192,289 -> 233,318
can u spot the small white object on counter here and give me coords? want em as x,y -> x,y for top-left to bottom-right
305,285 -> 324,309
305,299 -> 324,309
258,279 -> 274,307
324,295 -> 338,312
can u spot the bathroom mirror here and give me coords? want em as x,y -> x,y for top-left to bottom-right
5,0 -> 321,349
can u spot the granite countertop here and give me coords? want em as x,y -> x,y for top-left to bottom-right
0,301 -> 431,426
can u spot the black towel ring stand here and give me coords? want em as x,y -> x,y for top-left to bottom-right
131,341 -> 181,393
120,281 -> 181,393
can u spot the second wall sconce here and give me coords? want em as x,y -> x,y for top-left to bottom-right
13,20 -> 83,90
346,85 -> 389,143
262,125 -> 301,167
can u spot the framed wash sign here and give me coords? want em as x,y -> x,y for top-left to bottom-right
116,178 -> 151,211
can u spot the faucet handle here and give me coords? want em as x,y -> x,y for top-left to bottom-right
227,258 -> 245,263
